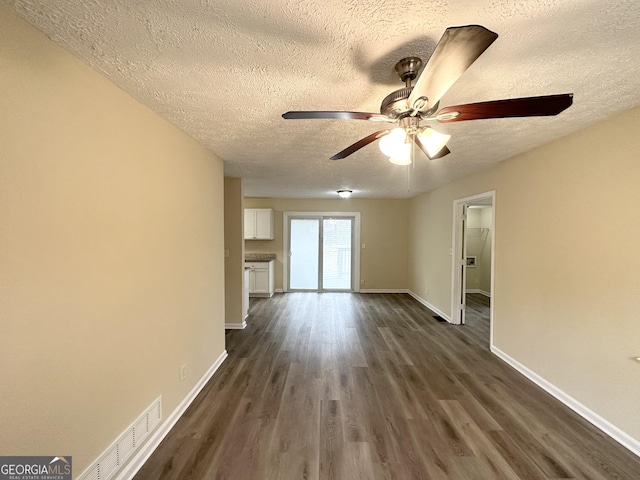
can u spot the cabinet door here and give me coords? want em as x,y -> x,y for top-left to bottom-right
244,209 -> 256,239
248,269 -> 257,292
254,209 -> 274,239
253,268 -> 269,293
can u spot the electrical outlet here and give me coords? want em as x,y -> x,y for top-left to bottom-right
180,364 -> 187,381
361,279 -> 365,286
425,287 -> 429,295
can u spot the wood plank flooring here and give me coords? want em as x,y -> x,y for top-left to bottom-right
463,293 -> 491,348
134,293 -> 640,479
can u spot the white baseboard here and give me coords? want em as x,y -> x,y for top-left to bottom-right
407,290 -> 452,322
225,321 -> 246,329
466,288 -> 491,297
275,288 -> 283,293
360,288 -> 409,294
491,346 -> 640,459
115,350 -> 229,480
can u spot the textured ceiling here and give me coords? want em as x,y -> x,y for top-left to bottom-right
7,0 -> 640,198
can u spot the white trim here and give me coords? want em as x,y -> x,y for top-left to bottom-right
491,346 -> 640,459
360,288 -> 408,294
225,321 -> 246,329
451,201 -> 465,325
114,350 -> 229,480
407,290 -> 452,322
466,288 -> 492,298
451,191 -> 496,349
282,211 -> 361,293
275,288 -> 283,293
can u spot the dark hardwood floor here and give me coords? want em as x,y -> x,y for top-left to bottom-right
464,293 -> 491,348
134,293 -> 640,479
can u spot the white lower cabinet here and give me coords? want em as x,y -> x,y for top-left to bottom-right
245,260 -> 275,297
243,268 -> 250,319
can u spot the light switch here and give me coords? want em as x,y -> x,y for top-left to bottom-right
224,249 -> 230,258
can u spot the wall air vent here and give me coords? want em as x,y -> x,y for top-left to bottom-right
78,396 -> 162,480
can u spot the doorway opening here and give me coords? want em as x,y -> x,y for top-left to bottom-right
283,212 -> 361,292
451,192 -> 495,345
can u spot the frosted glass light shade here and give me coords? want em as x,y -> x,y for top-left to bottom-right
389,152 -> 411,165
379,128 -> 407,157
388,145 -> 412,165
418,127 -> 450,157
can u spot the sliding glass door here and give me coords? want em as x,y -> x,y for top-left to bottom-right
288,216 -> 354,291
321,218 -> 352,289
289,218 -> 321,290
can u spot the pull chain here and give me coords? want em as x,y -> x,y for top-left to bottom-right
407,135 -> 414,192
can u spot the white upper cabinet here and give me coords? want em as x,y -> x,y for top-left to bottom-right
244,208 -> 274,240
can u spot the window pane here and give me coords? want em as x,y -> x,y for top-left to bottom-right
322,218 -> 352,290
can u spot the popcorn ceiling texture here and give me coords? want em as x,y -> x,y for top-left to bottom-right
7,0 -> 640,198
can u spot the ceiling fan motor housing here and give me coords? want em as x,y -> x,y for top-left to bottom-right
380,87 -> 413,118
381,87 -> 440,119
380,56 -> 425,118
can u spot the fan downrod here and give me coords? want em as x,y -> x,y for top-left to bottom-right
394,57 -> 423,86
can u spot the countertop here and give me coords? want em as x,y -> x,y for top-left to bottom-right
245,253 -> 276,262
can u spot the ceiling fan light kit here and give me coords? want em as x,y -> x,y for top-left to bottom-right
337,190 -> 352,198
282,24 -> 573,166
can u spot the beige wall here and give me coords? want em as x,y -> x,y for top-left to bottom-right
0,6 -> 226,475
244,198 -> 409,291
408,106 -> 640,442
224,178 -> 245,326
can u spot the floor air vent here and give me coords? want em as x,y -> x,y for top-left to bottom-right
78,396 -> 162,480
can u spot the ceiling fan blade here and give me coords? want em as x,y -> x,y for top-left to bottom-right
282,111 -> 393,122
436,94 -> 574,123
330,130 -> 389,160
408,25 -> 498,113
412,135 -> 451,160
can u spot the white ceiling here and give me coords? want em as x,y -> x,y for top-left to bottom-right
8,0 -> 640,198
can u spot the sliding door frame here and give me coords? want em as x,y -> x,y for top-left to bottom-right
283,211 -> 361,293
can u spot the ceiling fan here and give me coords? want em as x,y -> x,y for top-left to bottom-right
282,25 -> 573,165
